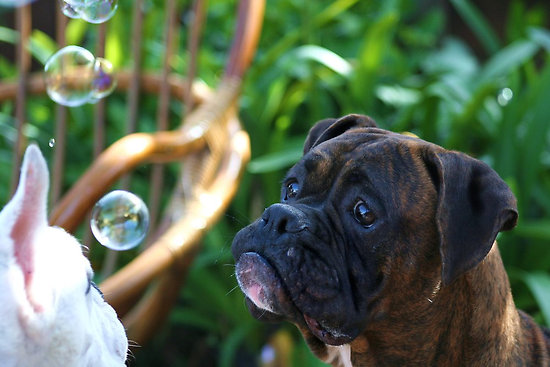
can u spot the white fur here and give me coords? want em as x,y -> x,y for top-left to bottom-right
0,145 -> 127,366
324,344 -> 352,367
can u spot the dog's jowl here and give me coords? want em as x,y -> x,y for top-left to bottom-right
232,114 -> 550,366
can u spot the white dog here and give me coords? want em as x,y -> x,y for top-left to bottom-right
0,145 -> 128,367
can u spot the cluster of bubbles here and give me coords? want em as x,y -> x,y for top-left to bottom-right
6,0 -> 141,252
60,0 -> 118,24
45,0 -> 144,252
90,190 -> 150,251
44,45 -> 116,107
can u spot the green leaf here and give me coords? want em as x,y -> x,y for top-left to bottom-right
249,0 -> 359,82
219,324 -> 253,367
170,308 -> 219,332
477,40 -> 539,85
518,66 -> 550,200
0,26 -> 17,44
105,10 -> 124,67
422,38 -> 478,77
28,30 -> 58,65
528,27 -> 550,52
515,220 -> 550,241
351,11 -> 399,109
293,45 -> 352,77
450,0 -> 500,54
522,272 -> 550,326
65,18 -> 88,46
248,147 -> 302,174
376,84 -> 422,107
314,0 -> 361,26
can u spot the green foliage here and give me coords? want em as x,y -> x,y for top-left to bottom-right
0,0 -> 550,365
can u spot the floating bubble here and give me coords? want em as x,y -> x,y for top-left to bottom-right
44,46 -> 95,107
64,0 -> 86,6
44,46 -> 116,107
90,190 -> 150,251
80,0 -> 118,24
497,87 -> 513,106
48,138 -> 56,148
90,57 -> 116,99
59,0 -> 118,24
0,0 -> 36,7
60,1 -> 81,19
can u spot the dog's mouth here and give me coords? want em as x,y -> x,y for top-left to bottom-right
235,251 -> 354,345
235,252 -> 291,316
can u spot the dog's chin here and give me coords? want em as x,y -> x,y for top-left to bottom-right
302,314 -> 356,346
235,252 -> 356,346
244,297 -> 286,322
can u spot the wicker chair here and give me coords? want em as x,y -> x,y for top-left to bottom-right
0,0 -> 265,345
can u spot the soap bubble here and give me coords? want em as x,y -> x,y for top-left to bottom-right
48,138 -> 56,148
44,46 -> 95,107
60,1 -> 81,19
79,0 -> 118,24
90,57 -> 116,99
59,0 -> 118,24
90,190 -> 150,251
44,46 -> 116,107
0,0 -> 36,7
64,0 -> 86,6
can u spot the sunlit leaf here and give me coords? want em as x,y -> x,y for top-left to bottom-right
477,40 -> 539,85
376,84 -> 421,107
528,27 -> 550,52
422,38 -> 478,77
28,30 -> 57,65
65,18 -> 88,46
0,26 -> 17,44
293,45 -> 352,77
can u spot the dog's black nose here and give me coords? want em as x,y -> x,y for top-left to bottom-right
261,203 -> 308,234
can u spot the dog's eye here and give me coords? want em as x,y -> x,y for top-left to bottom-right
353,201 -> 376,227
284,181 -> 300,200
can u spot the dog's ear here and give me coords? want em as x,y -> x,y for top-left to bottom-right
303,114 -> 377,154
425,150 -> 518,285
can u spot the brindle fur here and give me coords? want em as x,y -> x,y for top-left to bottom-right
306,245 -> 550,366
232,114 -> 550,366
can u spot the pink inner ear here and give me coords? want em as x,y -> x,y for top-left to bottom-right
12,175 -> 38,302
10,146 -> 49,313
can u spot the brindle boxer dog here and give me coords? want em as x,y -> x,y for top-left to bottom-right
232,114 -> 550,366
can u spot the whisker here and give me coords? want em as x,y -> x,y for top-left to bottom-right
226,284 -> 241,296
127,340 -> 141,349
223,212 -> 250,226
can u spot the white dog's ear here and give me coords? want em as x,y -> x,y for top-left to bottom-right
9,144 -> 49,244
12,144 -> 49,223
6,145 -> 50,311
